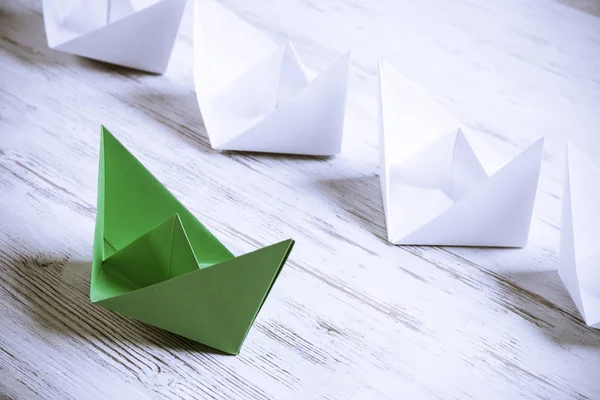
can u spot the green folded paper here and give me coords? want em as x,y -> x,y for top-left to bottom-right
92,126 -> 294,354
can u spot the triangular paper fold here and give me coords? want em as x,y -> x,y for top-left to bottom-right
559,142 -> 600,328
43,0 -> 187,74
378,61 -> 544,246
193,0 -> 350,155
92,126 -> 295,354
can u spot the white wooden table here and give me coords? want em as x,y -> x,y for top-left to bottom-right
2,0 -> 600,398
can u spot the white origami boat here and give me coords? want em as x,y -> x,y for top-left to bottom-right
42,0 -> 187,74
377,61 -> 544,246
560,143 -> 600,328
193,0 -> 351,155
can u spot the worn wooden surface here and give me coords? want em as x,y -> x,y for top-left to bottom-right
2,0 -> 600,398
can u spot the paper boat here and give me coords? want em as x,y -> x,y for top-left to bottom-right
193,0 -> 350,155
378,61 -> 544,246
92,126 -> 295,354
42,0 -> 186,73
559,142 -> 600,328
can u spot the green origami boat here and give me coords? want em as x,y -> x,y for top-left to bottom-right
91,126 -> 294,354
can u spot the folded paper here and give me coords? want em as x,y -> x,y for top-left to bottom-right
42,0 -> 187,73
92,126 -> 295,354
193,0 -> 350,155
559,143 -> 600,328
377,61 -> 544,246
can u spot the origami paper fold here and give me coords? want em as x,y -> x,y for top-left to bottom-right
193,0 -> 351,155
42,0 -> 187,74
377,61 -> 544,246
92,126 -> 295,354
559,143 -> 600,328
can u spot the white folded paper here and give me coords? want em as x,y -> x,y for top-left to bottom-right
193,0 -> 351,155
560,143 -> 600,328
377,61 -> 544,246
42,0 -> 187,74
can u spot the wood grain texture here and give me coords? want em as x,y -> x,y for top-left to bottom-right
1,0 -> 600,398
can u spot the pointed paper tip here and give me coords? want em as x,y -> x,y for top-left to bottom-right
163,212 -> 183,228
100,125 -> 121,149
100,125 -> 109,151
281,41 -> 304,71
304,50 -> 352,90
527,136 -> 545,157
171,213 -> 193,244
565,140 -> 572,168
271,238 -> 295,264
283,41 -> 298,53
565,140 -> 582,162
565,141 -> 600,176
336,50 -> 352,71
456,126 -> 468,140
498,137 -> 545,175
378,60 -> 390,75
101,125 -> 115,141
376,61 -> 420,94
327,50 -> 352,81
341,49 -> 352,62
565,140 -> 573,154
378,61 -> 409,79
170,212 -> 194,257
274,238 -> 295,252
377,60 -> 390,90
98,127 -> 136,165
